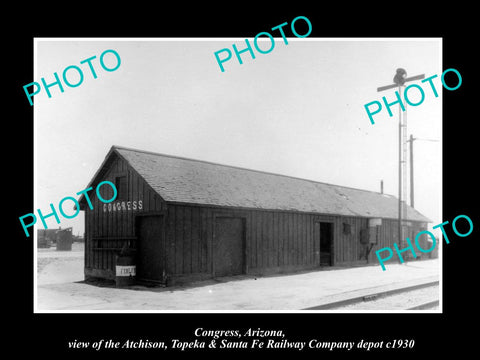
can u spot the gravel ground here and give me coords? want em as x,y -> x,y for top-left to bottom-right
334,285 -> 439,310
36,245 -> 440,311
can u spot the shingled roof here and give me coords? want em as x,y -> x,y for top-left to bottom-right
81,145 -> 431,222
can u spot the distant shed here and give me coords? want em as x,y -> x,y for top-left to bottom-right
78,146 -> 431,285
37,229 -> 57,248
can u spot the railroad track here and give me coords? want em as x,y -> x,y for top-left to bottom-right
407,299 -> 439,310
304,279 -> 439,311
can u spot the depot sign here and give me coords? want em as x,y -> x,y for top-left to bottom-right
103,200 -> 143,212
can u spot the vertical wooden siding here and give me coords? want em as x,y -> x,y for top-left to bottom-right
166,206 -> 345,277
164,204 -> 428,280
84,154 -> 165,276
165,204 -> 208,276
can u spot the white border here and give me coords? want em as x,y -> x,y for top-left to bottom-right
33,37 -> 442,314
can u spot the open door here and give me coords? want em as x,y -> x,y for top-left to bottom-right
315,221 -> 333,266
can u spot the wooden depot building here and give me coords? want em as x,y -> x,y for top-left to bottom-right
78,145 -> 431,285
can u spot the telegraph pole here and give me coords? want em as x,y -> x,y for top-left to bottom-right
406,135 -> 439,208
377,69 -> 425,250
409,134 -> 415,208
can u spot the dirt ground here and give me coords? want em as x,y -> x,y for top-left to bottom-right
37,242 -> 85,285
36,244 -> 440,312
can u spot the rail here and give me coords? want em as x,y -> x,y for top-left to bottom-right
303,280 -> 439,311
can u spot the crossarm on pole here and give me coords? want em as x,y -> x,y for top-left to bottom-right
377,73 -> 425,92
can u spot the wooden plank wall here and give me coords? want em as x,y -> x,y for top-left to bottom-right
248,210 -> 321,270
165,205 -> 209,277
165,205 -> 377,278
332,216 -> 366,264
365,219 -> 428,263
84,154 -> 165,277
165,205 -> 429,280
166,206 -> 317,277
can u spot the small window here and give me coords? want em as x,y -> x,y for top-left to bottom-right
115,176 -> 127,200
343,223 -> 352,235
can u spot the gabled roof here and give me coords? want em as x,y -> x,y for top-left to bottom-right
79,145 -> 431,222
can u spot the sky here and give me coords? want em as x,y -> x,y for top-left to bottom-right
34,38 -> 442,237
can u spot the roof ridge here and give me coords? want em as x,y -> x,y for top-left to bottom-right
112,145 -> 390,197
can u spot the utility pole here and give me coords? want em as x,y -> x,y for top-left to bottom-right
409,134 -> 415,208
377,69 -> 425,250
406,135 -> 439,209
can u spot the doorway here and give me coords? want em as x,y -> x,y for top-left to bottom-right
136,215 -> 164,282
214,217 -> 245,277
315,221 -> 333,266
